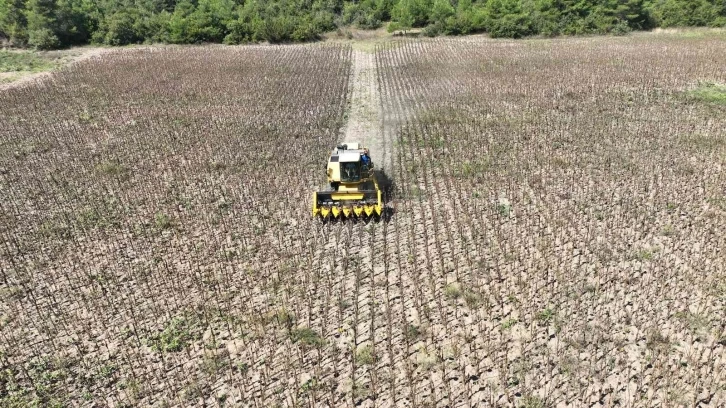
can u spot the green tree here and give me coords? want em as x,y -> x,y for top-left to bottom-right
224,0 -> 262,43
55,0 -> 92,45
612,0 -> 653,29
486,0 -> 534,37
25,0 -> 62,48
0,0 -> 28,44
343,0 -> 383,28
26,0 -> 56,31
648,0 -> 719,27
292,13 -> 319,40
310,0 -> 338,31
389,0 -> 415,32
445,0 -> 487,34
527,0 -> 561,35
259,14 -> 295,42
102,11 -> 141,45
430,0 -> 454,24
167,0 -> 196,43
2,0 -> 725,48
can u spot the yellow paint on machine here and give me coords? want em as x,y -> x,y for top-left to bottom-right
331,192 -> 364,200
313,202 -> 383,219
312,142 -> 384,220
312,192 -> 320,217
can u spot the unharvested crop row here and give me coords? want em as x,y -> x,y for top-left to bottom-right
373,35 -> 725,407
0,44 -> 354,406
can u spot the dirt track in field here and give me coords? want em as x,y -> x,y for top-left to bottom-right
342,50 -> 390,172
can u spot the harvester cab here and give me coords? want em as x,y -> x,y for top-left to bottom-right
312,143 -> 383,219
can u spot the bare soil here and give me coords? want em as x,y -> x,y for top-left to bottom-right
343,50 -> 390,171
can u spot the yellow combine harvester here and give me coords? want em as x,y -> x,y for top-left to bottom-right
312,142 -> 383,219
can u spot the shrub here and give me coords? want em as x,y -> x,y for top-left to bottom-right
96,161 -> 128,177
1,23 -> 28,46
149,316 -> 199,352
611,19 -> 631,35
28,28 -> 60,50
688,82 -> 726,105
355,345 -> 376,365
104,12 -> 141,46
154,212 -> 174,230
260,16 -> 296,43
488,14 -> 534,38
422,22 -> 443,36
430,0 -> 455,25
292,16 -> 321,42
224,17 -> 260,44
649,0 -> 719,27
387,21 -> 402,33
358,14 -> 383,29
290,327 -> 324,347
444,283 -> 462,299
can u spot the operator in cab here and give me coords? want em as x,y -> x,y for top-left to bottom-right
361,148 -> 372,169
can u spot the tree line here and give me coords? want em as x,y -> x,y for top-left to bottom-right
1,0 -> 724,49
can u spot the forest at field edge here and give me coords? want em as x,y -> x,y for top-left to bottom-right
1,0 -> 725,49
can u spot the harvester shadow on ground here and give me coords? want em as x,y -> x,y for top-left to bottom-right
373,168 -> 397,223
377,168 -> 397,222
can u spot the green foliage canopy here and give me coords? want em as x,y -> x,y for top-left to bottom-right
0,0 -> 723,48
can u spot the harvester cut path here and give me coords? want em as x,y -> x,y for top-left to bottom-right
312,142 -> 383,220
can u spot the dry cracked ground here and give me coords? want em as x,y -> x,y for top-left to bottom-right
0,31 -> 724,408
